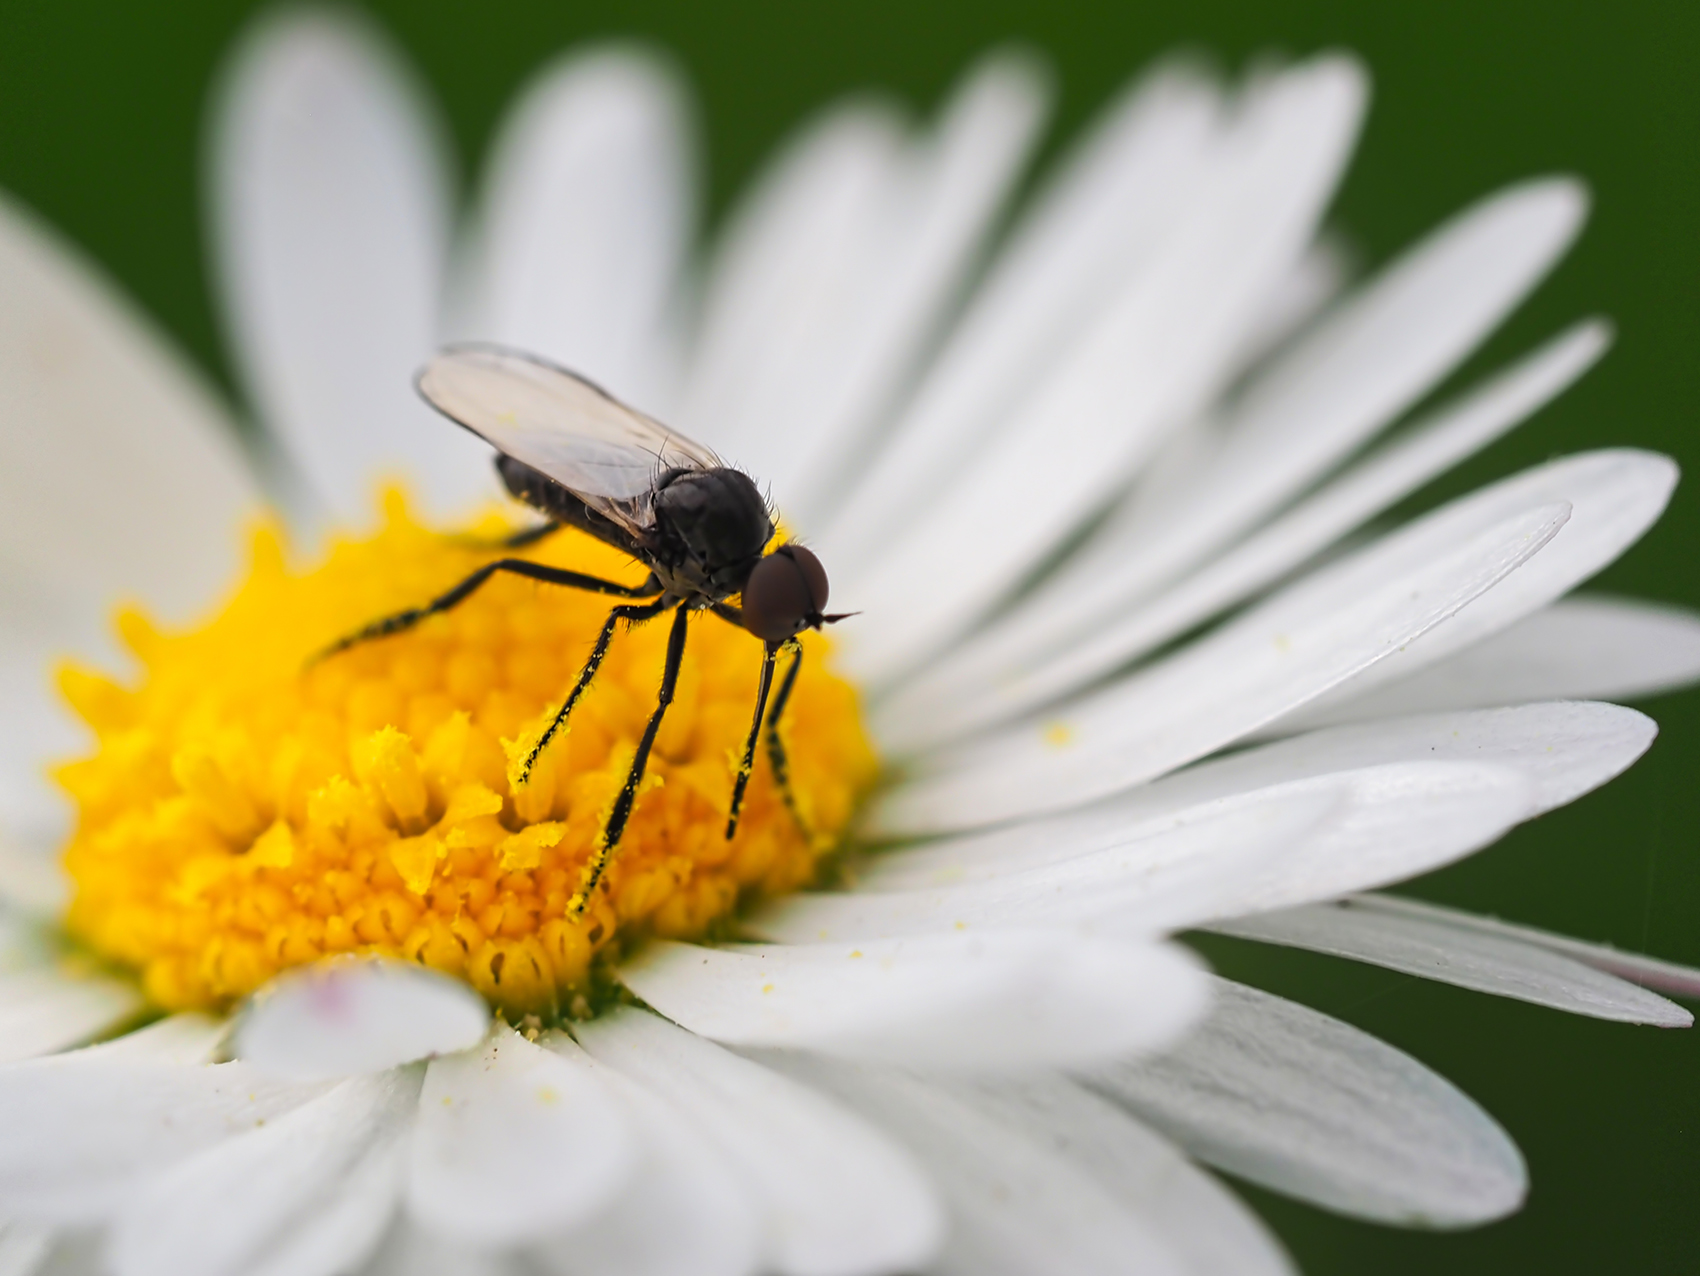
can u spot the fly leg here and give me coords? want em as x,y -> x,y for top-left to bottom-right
724,642 -> 780,839
315,560 -> 661,662
764,638 -> 810,840
516,595 -> 672,785
568,602 -> 690,916
447,520 -> 562,552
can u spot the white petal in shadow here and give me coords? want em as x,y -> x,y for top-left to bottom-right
457,46 -> 692,414
365,1219 -> 520,1276
820,60 -> 1225,578
110,1069 -> 418,1276
209,9 -> 491,522
840,56 -> 1367,684
1085,978 -> 1526,1227
867,702 -> 1652,898
234,958 -> 488,1082
872,493 -> 1571,836
762,760 -> 1533,941
746,1054 -> 1195,1276
0,192 -> 258,619
0,839 -> 68,918
885,319 -> 1610,750
1281,594 -> 1700,730
1264,449 -> 1676,735
1338,892 -> 1700,1001
0,1053 -> 328,1223
1209,900 -> 1691,1026
974,177 -> 1590,685
618,932 -> 1209,1071
573,1006 -> 943,1276
534,1033 -> 762,1276
406,1028 -> 638,1247
0,967 -> 143,1064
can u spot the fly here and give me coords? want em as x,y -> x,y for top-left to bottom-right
319,345 -> 847,916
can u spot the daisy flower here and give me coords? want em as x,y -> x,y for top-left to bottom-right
1,9 -> 1698,1275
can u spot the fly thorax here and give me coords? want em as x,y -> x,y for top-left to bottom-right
651,468 -> 772,596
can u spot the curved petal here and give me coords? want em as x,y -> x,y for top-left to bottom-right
839,55 -> 1366,685
1286,594 -> 1700,728
1211,901 -> 1692,1026
1086,978 -> 1526,1227
872,495 -> 1570,835
110,1070 -> 417,1276
458,45 -> 693,414
209,8 -> 491,521
406,1028 -> 639,1246
573,1007 -> 943,1276
1267,449 -> 1675,733
0,1222 -> 49,1276
535,1033 -> 763,1276
1334,892 -> 1700,1001
886,318 -> 1611,748
234,958 -> 489,1082
364,1221 -> 521,1276
618,932 -> 1209,1071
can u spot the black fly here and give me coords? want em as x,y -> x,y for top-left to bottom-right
320,345 -> 846,916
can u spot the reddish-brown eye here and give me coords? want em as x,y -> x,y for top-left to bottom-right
741,544 -> 830,643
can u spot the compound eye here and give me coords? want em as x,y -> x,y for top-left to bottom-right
741,544 -> 829,643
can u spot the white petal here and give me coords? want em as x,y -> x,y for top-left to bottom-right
0,1222 -> 49,1276
209,9 -> 490,521
1270,449 -> 1676,733
886,318 -> 1611,749
573,1006 -> 943,1276
1211,900 -> 1691,1025
869,702 -> 1651,903
683,53 -> 1047,523
765,760 -> 1533,940
820,60 -> 1224,578
1286,594 -> 1700,729
0,1054 -> 327,1223
0,191 -> 258,616
111,1070 -> 417,1276
458,46 -> 692,413
872,493 -> 1571,835
0,967 -> 143,1064
1085,978 -> 1526,1226
406,1028 -> 638,1246
618,932 -> 1209,1071
1338,892 -> 1700,1000
0,842 -> 67,918
535,1033 -> 762,1276
963,177 -> 1589,689
234,958 -> 489,1082
840,56 -> 1366,684
753,784 -> 1336,941
83,1013 -> 228,1065
749,1054 -> 1195,1276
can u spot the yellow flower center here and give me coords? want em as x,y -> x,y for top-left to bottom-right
54,491 -> 875,1016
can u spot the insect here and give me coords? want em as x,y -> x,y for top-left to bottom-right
321,345 -> 845,917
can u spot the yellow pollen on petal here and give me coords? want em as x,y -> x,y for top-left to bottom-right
55,491 -> 877,1016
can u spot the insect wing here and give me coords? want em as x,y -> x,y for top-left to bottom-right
418,346 -> 720,533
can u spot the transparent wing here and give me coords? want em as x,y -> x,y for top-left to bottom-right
417,345 -> 720,535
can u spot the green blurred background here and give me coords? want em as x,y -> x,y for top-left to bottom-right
1,0 -> 1695,1269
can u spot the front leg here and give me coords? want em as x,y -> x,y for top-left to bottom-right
568,603 -> 691,916
515,595 -> 673,785
764,638 -> 810,840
